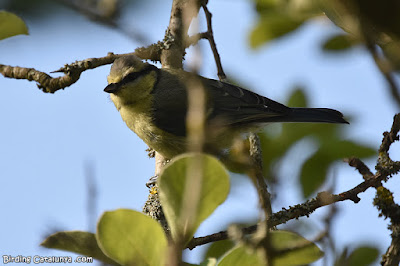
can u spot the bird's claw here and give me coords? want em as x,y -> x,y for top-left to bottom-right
146,175 -> 158,188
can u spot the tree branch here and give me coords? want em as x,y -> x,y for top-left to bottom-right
0,43 -> 162,93
187,113 -> 400,250
145,1 -> 203,265
160,0 -> 201,69
375,186 -> 400,266
186,171 -> 389,249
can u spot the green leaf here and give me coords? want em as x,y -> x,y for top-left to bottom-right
270,230 -> 324,266
250,13 -> 304,48
380,39 -> 400,71
255,0 -> 279,12
318,0 -> 358,34
183,262 -> 202,266
320,0 -> 400,39
300,149 -> 331,197
322,33 -> 356,52
286,0 -> 323,17
96,209 -> 167,266
218,231 -> 323,266
325,140 -> 376,159
300,140 -> 376,197
335,245 -> 379,266
347,246 -> 379,266
200,258 -> 217,266
286,88 -> 308,107
204,240 -> 235,260
41,231 -> 118,265
0,11 -> 28,40
159,153 -> 230,244
334,247 -> 349,266
218,245 -> 265,266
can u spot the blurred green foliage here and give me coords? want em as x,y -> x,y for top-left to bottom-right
41,230 -> 118,265
250,0 -> 321,48
260,89 -> 376,197
0,0 -> 140,24
1,0 -> 61,20
334,245 -> 379,266
41,153 -> 328,266
0,11 -> 28,40
217,230 -> 323,266
42,153 -> 230,265
217,245 -> 265,266
322,33 -> 358,52
251,0 -> 400,70
204,240 -> 235,261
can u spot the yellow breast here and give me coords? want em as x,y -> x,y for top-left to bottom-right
118,103 -> 186,159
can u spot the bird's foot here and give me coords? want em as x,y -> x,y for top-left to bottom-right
146,175 -> 158,188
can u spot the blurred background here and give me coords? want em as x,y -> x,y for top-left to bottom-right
0,0 -> 399,265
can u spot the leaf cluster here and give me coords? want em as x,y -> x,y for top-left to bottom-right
42,153 -> 323,265
250,0 -> 400,70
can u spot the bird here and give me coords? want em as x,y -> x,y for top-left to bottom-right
104,55 -> 348,160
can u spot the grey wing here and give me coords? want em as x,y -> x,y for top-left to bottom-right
151,70 -> 189,137
203,78 -> 291,127
151,70 -> 347,137
151,71 -> 294,137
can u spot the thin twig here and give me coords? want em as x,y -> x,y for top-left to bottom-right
185,32 -> 208,48
249,133 -> 273,219
248,133 -> 273,265
84,161 -> 98,232
379,114 -> 400,154
57,0 -> 149,44
201,2 -> 226,81
365,40 -> 400,108
344,157 -> 376,182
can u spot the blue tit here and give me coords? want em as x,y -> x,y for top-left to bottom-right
104,55 -> 348,159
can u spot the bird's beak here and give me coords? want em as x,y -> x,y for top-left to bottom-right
104,83 -> 120,93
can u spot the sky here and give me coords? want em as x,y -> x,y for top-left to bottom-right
0,0 -> 399,265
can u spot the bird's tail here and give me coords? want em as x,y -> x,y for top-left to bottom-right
284,108 -> 349,124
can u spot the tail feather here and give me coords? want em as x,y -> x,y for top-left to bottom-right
285,108 -> 349,124
259,108 -> 348,124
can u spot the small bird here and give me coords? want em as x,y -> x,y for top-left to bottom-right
104,55 -> 348,159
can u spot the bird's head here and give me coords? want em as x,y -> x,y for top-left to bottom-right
104,55 -> 158,108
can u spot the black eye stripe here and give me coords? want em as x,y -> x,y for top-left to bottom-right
119,64 -> 158,86
104,64 -> 158,93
